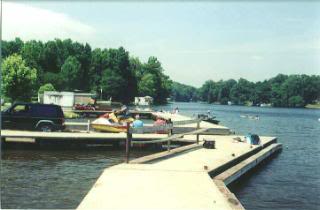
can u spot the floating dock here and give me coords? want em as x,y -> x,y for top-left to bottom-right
77,135 -> 282,210
1,112 -> 231,145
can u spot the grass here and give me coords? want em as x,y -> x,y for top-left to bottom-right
305,104 -> 320,109
64,111 -> 80,119
1,104 -> 10,111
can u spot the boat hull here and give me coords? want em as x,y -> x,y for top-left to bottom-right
91,124 -> 127,133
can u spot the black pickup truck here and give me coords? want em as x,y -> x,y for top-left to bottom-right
1,103 -> 65,131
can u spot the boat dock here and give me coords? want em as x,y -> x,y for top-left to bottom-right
1,110 -> 282,209
77,135 -> 282,209
1,112 -> 231,145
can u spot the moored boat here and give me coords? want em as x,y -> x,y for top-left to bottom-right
91,118 -> 127,133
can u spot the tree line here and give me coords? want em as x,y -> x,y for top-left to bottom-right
1,38 -> 172,104
2,38 -> 319,108
171,74 -> 320,108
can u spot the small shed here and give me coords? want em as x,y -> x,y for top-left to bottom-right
134,96 -> 153,106
42,91 -> 75,108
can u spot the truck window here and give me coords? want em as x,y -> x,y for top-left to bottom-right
12,105 -> 31,114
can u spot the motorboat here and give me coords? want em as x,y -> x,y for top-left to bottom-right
91,117 -> 127,133
197,114 -> 220,124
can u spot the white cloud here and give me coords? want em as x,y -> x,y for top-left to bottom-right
2,2 -> 96,42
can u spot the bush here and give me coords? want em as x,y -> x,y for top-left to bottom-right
38,83 -> 56,94
288,95 -> 305,107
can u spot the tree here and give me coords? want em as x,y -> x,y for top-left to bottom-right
302,75 -> 320,104
199,80 -> 215,103
288,95 -> 305,108
141,56 -> 171,104
60,56 -> 82,91
2,54 -> 37,102
21,40 -> 44,85
100,68 -> 126,101
138,73 -> 157,97
38,83 -> 56,94
42,40 -> 61,73
171,82 -> 198,102
42,72 -> 64,91
230,78 -> 253,105
1,38 -> 24,58
89,48 -> 106,92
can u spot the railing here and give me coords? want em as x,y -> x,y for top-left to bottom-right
65,121 -> 91,133
125,118 -> 204,163
67,118 -> 205,163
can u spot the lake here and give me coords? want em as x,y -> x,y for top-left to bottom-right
1,102 -> 320,209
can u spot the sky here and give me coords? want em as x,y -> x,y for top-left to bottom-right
2,1 -> 320,87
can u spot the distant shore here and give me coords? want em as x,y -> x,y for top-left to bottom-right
305,104 -> 320,109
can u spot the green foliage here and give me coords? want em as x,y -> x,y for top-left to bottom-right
1,38 -> 24,58
138,73 -> 157,97
195,74 -> 320,108
138,57 -> 172,104
61,56 -> 82,91
288,95 -> 305,108
3,38 -> 319,107
171,82 -> 198,102
38,83 -> 56,94
100,68 -> 126,101
2,54 -> 37,102
42,72 -> 64,90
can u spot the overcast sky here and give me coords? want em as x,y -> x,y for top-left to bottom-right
3,1 -> 320,87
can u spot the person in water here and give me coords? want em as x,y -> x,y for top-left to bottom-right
132,114 -> 144,128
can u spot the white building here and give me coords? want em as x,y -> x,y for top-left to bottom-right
39,91 -> 95,108
134,96 -> 153,106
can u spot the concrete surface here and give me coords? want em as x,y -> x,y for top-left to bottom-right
77,136 -> 278,210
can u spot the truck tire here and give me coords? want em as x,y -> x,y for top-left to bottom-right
38,123 -> 53,132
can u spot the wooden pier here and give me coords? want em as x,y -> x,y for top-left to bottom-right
77,135 -> 282,210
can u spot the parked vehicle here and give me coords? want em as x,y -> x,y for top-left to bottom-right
1,103 -> 65,131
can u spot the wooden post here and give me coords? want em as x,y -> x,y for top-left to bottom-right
167,122 -> 173,152
196,120 -> 200,144
125,122 -> 132,163
87,120 -> 90,133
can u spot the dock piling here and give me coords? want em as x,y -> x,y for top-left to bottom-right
196,121 -> 200,144
87,120 -> 90,133
167,122 -> 173,152
125,122 -> 132,163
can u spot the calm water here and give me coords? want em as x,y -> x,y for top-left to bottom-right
1,102 -> 320,209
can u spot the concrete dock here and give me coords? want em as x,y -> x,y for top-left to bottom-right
77,135 -> 282,210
